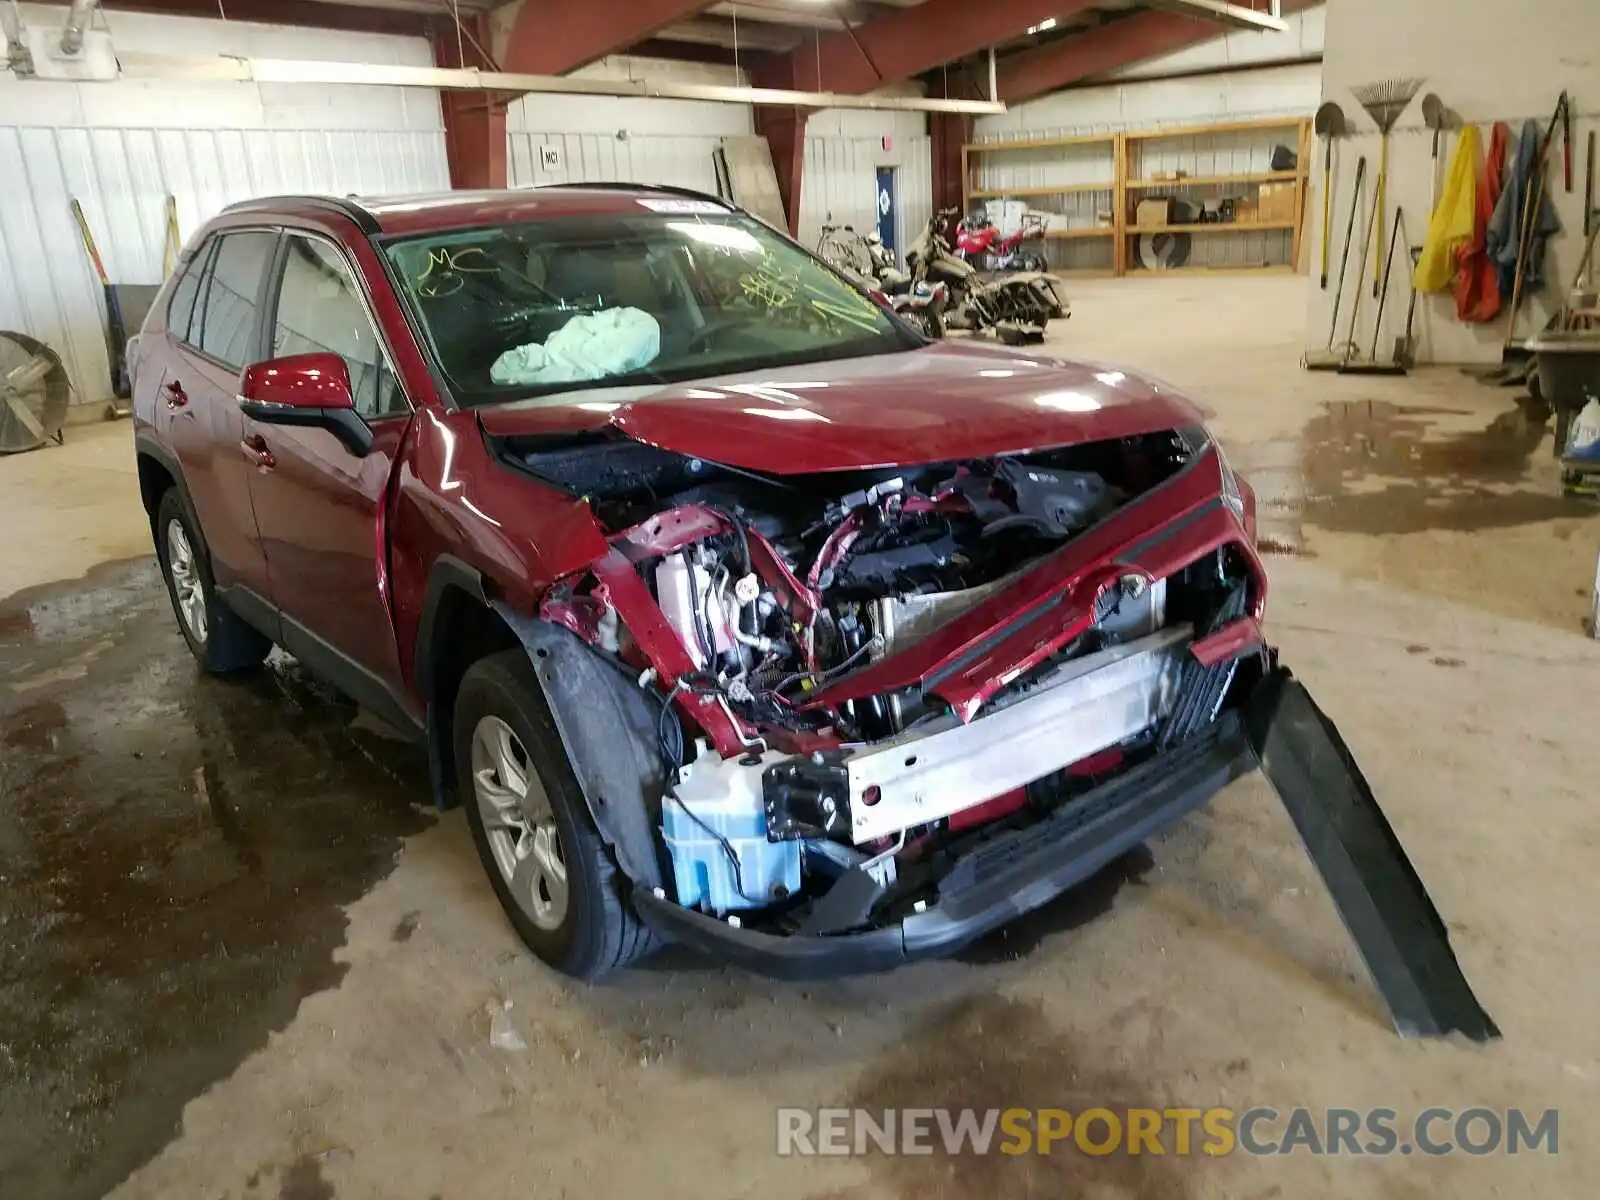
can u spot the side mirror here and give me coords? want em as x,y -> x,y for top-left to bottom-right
238,352 -> 372,456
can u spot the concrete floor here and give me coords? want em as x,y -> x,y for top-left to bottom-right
3,274 -> 1598,1200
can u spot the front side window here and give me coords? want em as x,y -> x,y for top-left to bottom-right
195,231 -> 277,369
383,212 -> 910,407
272,235 -> 406,419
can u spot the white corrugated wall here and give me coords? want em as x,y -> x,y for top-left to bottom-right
506,57 -> 752,194
506,59 -> 933,264
0,5 -> 447,410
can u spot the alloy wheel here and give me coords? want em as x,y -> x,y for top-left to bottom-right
470,714 -> 568,931
165,519 -> 208,645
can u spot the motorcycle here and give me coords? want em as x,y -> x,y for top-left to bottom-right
955,211 -> 1049,274
905,208 -> 1068,344
817,223 -> 950,339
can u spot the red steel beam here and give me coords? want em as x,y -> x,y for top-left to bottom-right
754,107 -> 806,237
499,0 -> 718,76
435,14 -> 508,190
997,1 -> 1317,104
751,0 -> 1096,94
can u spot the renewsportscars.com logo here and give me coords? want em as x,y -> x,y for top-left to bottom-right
777,1107 -> 1559,1158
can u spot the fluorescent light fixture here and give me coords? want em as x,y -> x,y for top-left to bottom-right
110,54 -> 1009,115
1027,17 -> 1058,34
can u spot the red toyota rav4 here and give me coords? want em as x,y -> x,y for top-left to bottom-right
130,186 -> 1491,1038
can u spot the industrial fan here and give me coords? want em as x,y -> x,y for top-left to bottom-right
0,331 -> 71,454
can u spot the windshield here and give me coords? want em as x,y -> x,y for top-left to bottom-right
383,210 -> 912,406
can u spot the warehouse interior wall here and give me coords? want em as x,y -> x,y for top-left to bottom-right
505,56 -> 933,261
1309,0 -> 1598,364
971,6 -> 1324,272
0,4 -> 448,411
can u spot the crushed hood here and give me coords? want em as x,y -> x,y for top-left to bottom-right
476,342 -> 1209,474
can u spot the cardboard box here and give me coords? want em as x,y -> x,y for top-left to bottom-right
1135,197 -> 1172,228
1257,182 -> 1297,223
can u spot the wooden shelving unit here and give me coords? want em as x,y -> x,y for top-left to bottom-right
1127,220 -> 1299,234
962,115 -> 1312,278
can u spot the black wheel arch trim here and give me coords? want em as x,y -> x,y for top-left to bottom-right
491,609 -> 669,893
135,435 -> 207,560
413,554 -> 489,703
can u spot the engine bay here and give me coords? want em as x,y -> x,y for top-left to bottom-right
498,424 -> 1259,926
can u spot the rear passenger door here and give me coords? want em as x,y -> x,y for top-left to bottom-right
159,229 -> 279,604
242,229 -> 416,724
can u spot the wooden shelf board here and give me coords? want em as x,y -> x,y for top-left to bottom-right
963,132 -> 1116,153
1129,265 -> 1298,276
1125,117 -> 1307,141
969,182 -> 1113,198
1046,227 -> 1116,239
1126,170 -> 1300,190
1126,220 -> 1297,234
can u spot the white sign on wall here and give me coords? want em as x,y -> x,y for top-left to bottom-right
539,144 -> 564,171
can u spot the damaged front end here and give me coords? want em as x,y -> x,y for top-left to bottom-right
495,423 -> 1497,1041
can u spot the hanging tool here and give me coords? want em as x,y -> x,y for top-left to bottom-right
1393,243 -> 1423,368
70,198 -> 129,400
1421,93 -> 1446,214
1563,92 -> 1574,193
1351,76 -> 1424,299
1314,101 -> 1348,290
1339,164 -> 1382,367
1502,96 -> 1569,362
1587,131 -> 1597,289
1580,129 -> 1593,241
1305,155 -> 1366,371
162,195 -> 181,277
1342,206 -> 1408,375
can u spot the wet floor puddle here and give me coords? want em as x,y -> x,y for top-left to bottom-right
1228,399 -> 1590,555
0,560 -> 433,1200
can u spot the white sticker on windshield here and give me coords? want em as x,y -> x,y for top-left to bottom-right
637,198 -> 726,213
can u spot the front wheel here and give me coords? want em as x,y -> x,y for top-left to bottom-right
455,650 -> 655,979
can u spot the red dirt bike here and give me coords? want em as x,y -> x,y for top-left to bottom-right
954,212 -> 1049,273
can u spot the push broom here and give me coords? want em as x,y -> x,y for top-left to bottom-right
1305,155 -> 1366,370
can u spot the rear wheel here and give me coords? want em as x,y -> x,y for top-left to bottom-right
455,650 -> 655,979
154,490 -> 271,674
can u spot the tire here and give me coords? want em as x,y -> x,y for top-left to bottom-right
154,489 -> 272,674
905,308 -> 945,339
454,650 -> 655,979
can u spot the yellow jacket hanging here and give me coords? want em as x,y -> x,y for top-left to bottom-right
1415,124 -> 1481,292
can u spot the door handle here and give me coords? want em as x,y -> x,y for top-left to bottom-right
162,380 -> 188,410
241,434 -> 276,471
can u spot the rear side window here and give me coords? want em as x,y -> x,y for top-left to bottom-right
194,231 -> 277,369
165,241 -> 212,344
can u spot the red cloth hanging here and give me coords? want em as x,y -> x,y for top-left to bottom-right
1456,122 -> 1511,323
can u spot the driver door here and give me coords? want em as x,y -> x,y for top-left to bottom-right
242,229 -> 417,727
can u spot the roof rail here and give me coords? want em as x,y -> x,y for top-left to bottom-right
220,194 -> 381,235
532,181 -> 736,210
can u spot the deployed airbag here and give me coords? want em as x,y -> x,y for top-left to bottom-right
491,307 -> 661,386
